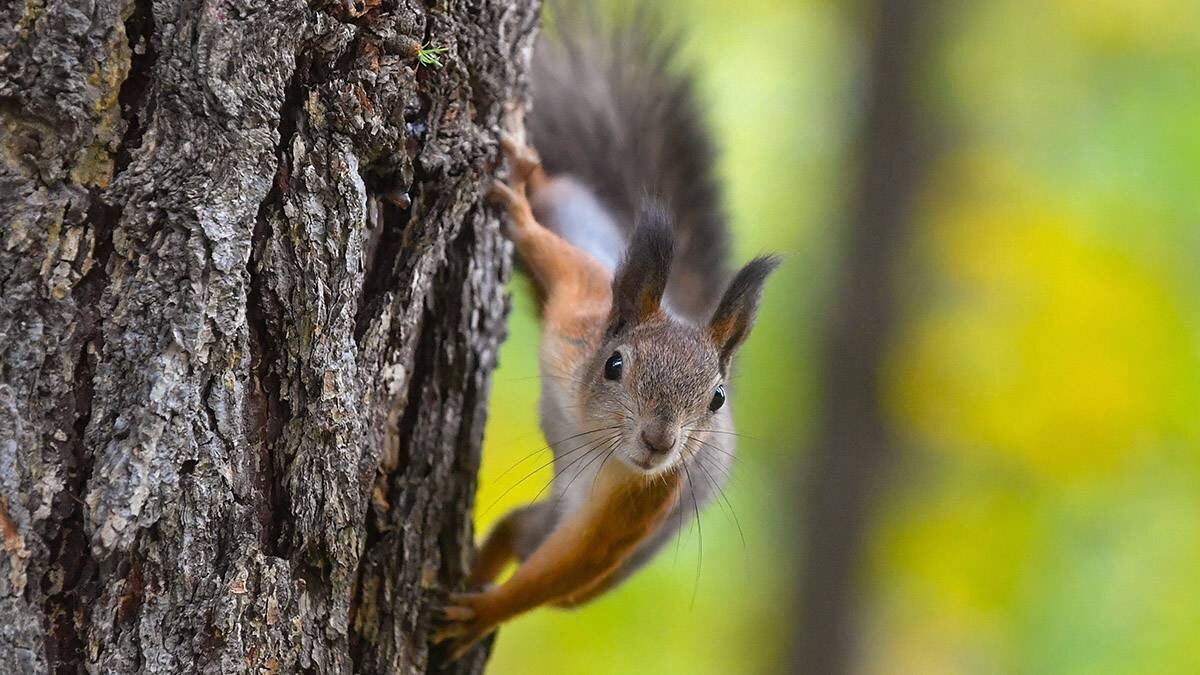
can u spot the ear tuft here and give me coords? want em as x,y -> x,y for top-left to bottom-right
610,201 -> 675,332
708,255 -> 780,366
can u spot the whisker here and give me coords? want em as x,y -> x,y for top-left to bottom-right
508,430 -> 619,484
529,448 -> 602,504
493,425 -> 623,482
532,433 -> 622,502
685,436 -> 742,464
687,438 -> 777,483
682,436 -> 739,483
682,428 -> 761,442
691,450 -> 746,552
682,463 -> 703,609
690,452 -> 731,522
692,452 -> 734,483
505,373 -> 585,385
673,468 -> 688,563
562,436 -> 620,496
616,397 -> 638,420
482,432 -> 620,515
689,435 -> 774,472
590,443 -> 621,495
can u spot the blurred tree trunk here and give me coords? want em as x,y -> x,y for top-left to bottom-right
791,0 -> 933,672
0,0 -> 537,673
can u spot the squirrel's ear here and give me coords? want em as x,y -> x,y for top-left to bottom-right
708,255 -> 780,367
609,202 -> 674,334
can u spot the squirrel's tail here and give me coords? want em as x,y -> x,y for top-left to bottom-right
528,5 -> 730,321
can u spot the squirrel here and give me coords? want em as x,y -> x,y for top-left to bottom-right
433,7 -> 779,660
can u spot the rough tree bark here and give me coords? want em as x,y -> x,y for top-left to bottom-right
791,0 -> 933,673
0,0 -> 538,672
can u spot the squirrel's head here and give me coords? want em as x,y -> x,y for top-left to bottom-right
578,203 -> 779,477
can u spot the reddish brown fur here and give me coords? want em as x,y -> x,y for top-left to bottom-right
434,139 -> 686,659
437,460 -> 682,658
489,138 -> 612,342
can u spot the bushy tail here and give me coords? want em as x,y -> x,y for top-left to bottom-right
528,5 -> 730,321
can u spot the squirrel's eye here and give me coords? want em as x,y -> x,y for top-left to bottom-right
604,351 -> 623,381
709,384 -> 726,412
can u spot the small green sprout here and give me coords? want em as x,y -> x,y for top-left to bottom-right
417,43 -> 450,69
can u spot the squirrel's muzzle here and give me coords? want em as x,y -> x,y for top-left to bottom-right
640,422 -> 678,456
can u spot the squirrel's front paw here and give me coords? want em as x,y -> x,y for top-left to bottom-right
433,592 -> 498,661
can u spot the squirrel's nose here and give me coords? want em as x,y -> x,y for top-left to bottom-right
640,424 -> 677,455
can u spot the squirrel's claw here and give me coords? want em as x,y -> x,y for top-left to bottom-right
495,133 -> 544,201
433,592 -> 494,661
499,134 -> 541,181
432,623 -> 466,642
487,181 -> 528,239
490,134 -> 548,244
440,603 -> 476,622
487,181 -> 520,209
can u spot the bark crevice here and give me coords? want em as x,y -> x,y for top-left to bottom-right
40,337 -> 101,674
246,53 -> 309,558
35,0 -> 156,663
114,0 -> 158,175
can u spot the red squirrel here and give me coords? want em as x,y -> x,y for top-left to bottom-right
434,8 -> 779,659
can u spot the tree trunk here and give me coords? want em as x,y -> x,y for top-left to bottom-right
791,0 -> 932,673
0,0 -> 538,672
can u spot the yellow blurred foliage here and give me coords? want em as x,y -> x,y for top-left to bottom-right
886,153 -> 1188,480
874,148 -> 1200,673
1058,0 -> 1200,53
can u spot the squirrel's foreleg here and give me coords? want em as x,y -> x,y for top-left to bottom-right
465,501 -> 555,589
435,470 -> 681,660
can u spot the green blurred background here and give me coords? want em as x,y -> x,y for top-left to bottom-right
473,0 -> 1200,672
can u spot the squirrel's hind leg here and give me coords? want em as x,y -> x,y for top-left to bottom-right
501,134 -> 547,194
488,135 -> 548,242
488,137 -> 611,316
